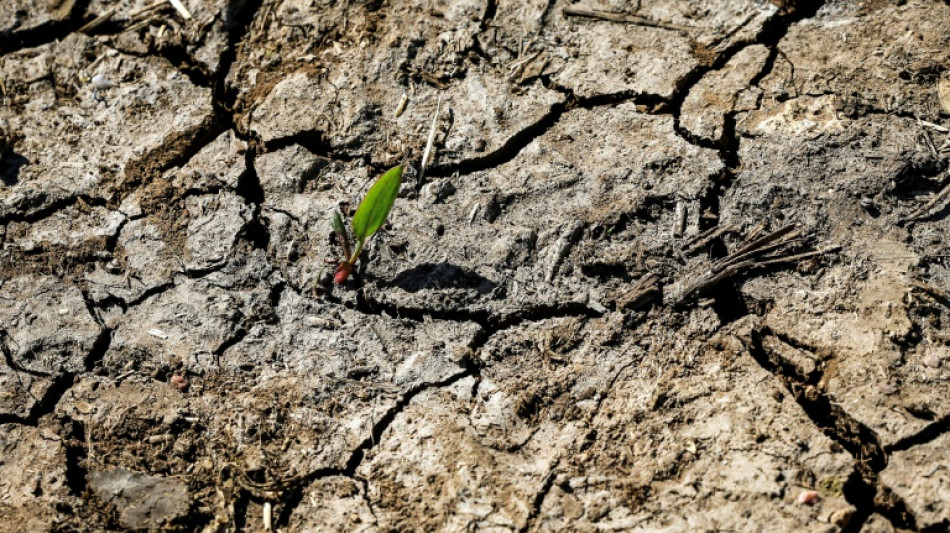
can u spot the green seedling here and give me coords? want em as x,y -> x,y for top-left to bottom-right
332,165 -> 403,284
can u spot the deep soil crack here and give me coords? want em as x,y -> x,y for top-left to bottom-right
668,0 -> 828,234
746,325 -> 920,532
426,89 -> 663,179
215,0 -> 265,116
274,290 -> 603,526
62,415 -> 89,497
118,115 -> 227,202
0,289 -> 111,428
0,372 -> 74,426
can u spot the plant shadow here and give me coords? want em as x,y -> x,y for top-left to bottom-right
388,263 -> 496,294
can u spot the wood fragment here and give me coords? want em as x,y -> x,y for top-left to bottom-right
755,245 -> 841,266
167,0 -> 192,20
562,7 -> 692,33
419,71 -> 449,88
669,260 -> 750,307
617,273 -> 660,310
418,94 -> 442,183
393,92 -> 409,119
673,201 -> 686,238
917,114 -> 939,158
919,119 -> 950,133
903,179 -> 950,222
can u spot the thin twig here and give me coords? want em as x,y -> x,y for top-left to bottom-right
669,224 -> 827,307
78,7 -> 116,33
418,94 -> 442,183
755,245 -> 841,266
563,7 -> 693,33
903,180 -> 950,222
726,225 -> 798,265
125,18 -> 152,32
684,224 -> 738,254
720,230 -> 803,270
130,0 -> 166,18
716,225 -> 801,272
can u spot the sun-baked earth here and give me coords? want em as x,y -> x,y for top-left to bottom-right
2,0 -> 950,531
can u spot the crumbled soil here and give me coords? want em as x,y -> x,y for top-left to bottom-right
2,0 -> 950,531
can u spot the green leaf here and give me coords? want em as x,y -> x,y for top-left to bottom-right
351,165 -> 402,243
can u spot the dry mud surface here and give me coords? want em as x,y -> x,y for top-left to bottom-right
2,0 -> 950,531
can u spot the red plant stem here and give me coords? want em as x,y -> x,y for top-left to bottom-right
334,261 -> 354,284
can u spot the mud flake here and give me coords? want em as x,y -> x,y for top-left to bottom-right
0,33 -> 213,219
0,276 -> 102,375
681,44 -> 770,141
881,431 -> 950,529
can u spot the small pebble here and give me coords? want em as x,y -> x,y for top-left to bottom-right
923,353 -> 941,368
91,74 -> 113,90
797,490 -> 821,505
170,375 -> 188,391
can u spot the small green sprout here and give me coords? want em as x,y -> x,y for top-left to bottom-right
332,165 -> 403,284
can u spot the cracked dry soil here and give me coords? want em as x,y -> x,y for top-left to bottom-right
2,0 -> 950,531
